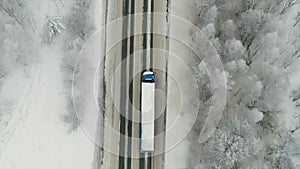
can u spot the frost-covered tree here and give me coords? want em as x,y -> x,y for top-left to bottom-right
0,0 -> 30,25
0,2 -> 37,76
191,0 -> 300,168
294,12 -> 300,26
0,99 -> 15,136
191,118 -> 264,169
66,0 -> 93,40
61,0 -> 95,131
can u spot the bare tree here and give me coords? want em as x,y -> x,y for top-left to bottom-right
280,0 -> 300,14
61,0 -> 94,131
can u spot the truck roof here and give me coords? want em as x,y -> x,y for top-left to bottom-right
140,82 -> 155,152
143,71 -> 154,75
142,71 -> 155,83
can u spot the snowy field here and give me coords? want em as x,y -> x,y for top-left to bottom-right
0,0 -> 104,168
0,37 -> 94,168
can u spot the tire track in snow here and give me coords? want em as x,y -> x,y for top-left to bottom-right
0,65 -> 41,159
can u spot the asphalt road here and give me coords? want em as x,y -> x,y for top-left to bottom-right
100,0 -> 170,168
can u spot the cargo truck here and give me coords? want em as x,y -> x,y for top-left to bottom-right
140,71 -> 155,152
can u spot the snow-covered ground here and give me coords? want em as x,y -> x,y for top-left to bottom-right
0,66 -> 36,153
0,0 -> 104,168
165,0 -> 199,168
0,38 -> 94,168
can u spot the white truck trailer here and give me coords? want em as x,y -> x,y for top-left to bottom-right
140,71 -> 155,152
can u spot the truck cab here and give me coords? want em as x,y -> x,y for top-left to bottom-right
142,71 -> 155,83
